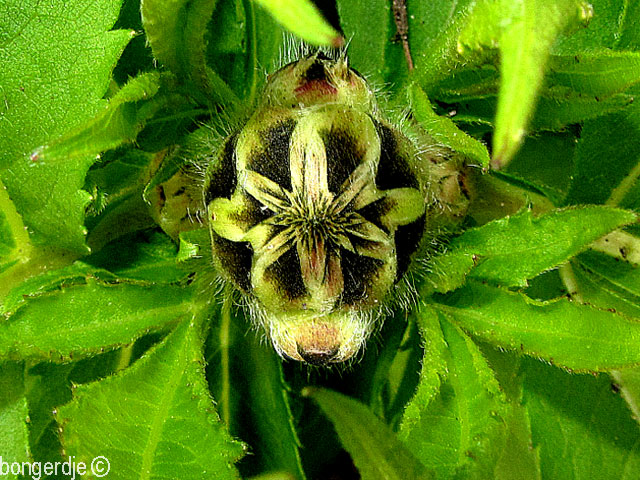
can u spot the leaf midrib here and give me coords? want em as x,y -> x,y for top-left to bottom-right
139,339 -> 186,480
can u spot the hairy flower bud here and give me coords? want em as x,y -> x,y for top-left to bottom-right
199,51 -> 468,365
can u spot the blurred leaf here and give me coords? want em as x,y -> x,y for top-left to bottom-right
207,296 -> 305,479
564,102 -> 640,207
435,206 -> 636,288
410,84 -> 490,168
304,387 -> 434,480
0,362 -> 30,477
435,281 -> 640,372
522,359 -> 640,479
254,0 -> 342,47
0,0 -> 133,254
0,280 -> 192,360
58,317 -> 244,479
459,0 -> 592,169
400,312 -> 507,479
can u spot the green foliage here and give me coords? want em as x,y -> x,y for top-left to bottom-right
1,0 -> 640,478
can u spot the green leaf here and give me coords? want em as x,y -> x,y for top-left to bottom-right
0,0 -> 133,254
33,72 -> 167,163
57,317 -> 244,479
253,0 -> 342,47
546,52 -> 640,96
303,387 -> 434,480
207,295 -> 305,479
437,206 -> 636,287
0,362 -> 30,476
0,280 -> 192,360
410,84 -> 490,169
435,281 -> 640,372
459,0 -> 593,168
400,312 -> 508,479
522,359 -> 640,479
564,102 -> 640,207
141,0 -> 237,104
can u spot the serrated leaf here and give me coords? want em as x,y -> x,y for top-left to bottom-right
0,362 -> 30,477
33,72 -> 166,163
254,0 -> 342,47
0,280 -> 192,360
435,281 -> 640,372
522,359 -> 640,479
436,206 -> 636,288
303,387 -> 434,480
410,84 -> 490,169
564,102 -> 640,207
25,353 -> 121,472
459,0 -> 592,168
58,318 -> 244,480
0,0 -> 133,254
207,296 -> 305,479
400,312 -> 507,479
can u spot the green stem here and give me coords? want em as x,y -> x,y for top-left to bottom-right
558,262 -> 583,303
606,160 -> 640,208
219,283 -> 233,426
115,344 -> 135,372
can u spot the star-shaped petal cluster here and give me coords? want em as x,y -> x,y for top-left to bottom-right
208,105 -> 425,315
